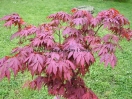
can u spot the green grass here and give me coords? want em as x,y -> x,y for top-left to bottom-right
0,0 -> 132,99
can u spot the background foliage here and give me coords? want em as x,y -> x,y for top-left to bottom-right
0,0 -> 132,99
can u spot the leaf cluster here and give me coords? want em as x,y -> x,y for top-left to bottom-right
0,8 -> 132,99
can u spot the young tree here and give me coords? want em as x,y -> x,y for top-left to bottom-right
0,8 -> 132,99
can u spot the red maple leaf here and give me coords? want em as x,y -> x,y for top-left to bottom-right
0,13 -> 25,30
71,17 -> 88,26
46,52 -> 75,80
63,27 -> 80,37
11,25 -> 37,40
25,53 -> 45,76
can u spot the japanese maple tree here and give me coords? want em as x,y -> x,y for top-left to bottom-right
0,8 -> 132,99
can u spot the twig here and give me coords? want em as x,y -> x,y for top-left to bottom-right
95,24 -> 103,35
59,30 -> 61,44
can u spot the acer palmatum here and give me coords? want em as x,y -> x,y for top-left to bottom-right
0,8 -> 132,99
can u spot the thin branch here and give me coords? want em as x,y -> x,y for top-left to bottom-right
59,30 -> 61,44
55,32 -> 59,36
95,24 -> 103,35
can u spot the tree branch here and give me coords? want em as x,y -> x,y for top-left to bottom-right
95,24 -> 103,35
59,30 -> 61,44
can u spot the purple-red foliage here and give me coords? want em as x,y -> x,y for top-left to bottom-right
0,8 -> 132,99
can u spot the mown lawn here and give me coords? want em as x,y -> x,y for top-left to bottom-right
0,0 -> 132,99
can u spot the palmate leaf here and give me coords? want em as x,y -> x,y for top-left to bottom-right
25,53 -> 46,76
49,20 -> 60,27
46,52 -> 76,80
11,25 -> 37,40
109,27 -> 132,41
93,34 -> 119,68
29,76 -> 48,90
11,46 -> 34,64
72,9 -> 93,19
85,35 -> 101,49
63,37 -> 84,52
32,33 -> 55,48
63,37 -> 95,74
0,56 -> 22,80
91,18 -> 100,27
71,17 -> 88,26
73,51 -> 95,66
64,77 -> 88,99
0,56 -> 10,80
31,25 -> 55,48
102,34 -> 119,43
23,76 -> 48,90
64,77 -> 98,99
96,8 -> 130,33
121,28 -> 132,41
63,38 -> 95,66
46,59 -> 75,80
6,57 -> 21,76
100,53 -> 117,68
47,78 -> 65,96
0,13 -> 25,30
4,20 -> 13,27
48,11 -> 71,22
63,27 -> 81,37
68,51 -> 95,75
